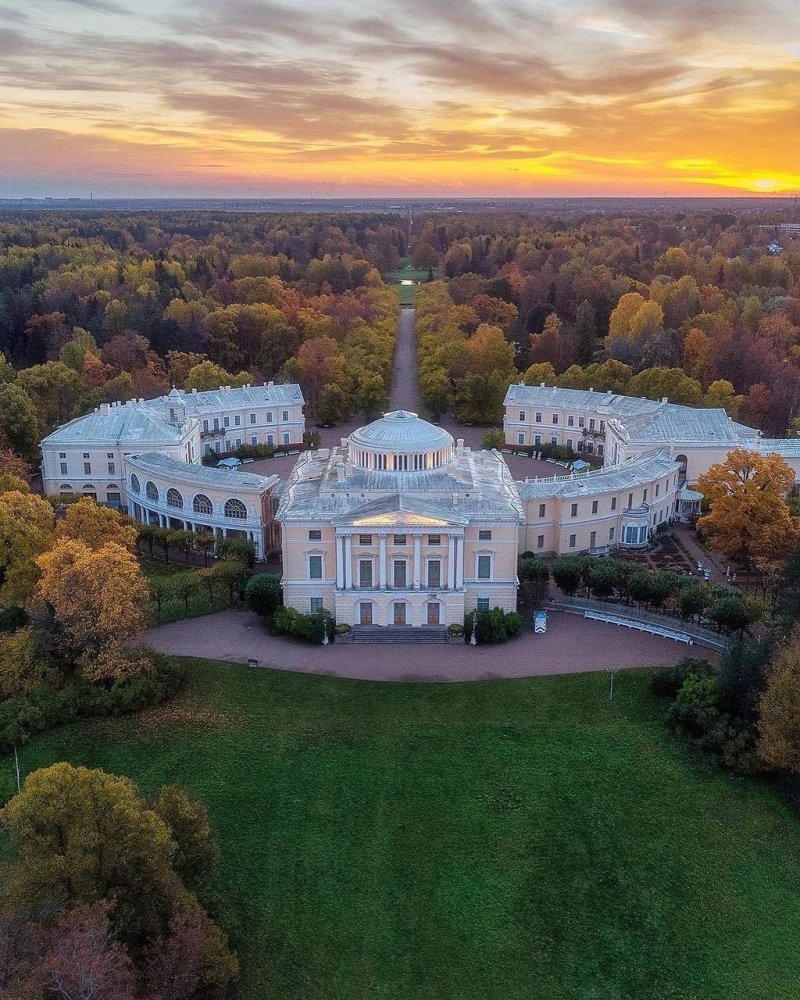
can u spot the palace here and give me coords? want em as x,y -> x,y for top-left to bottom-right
38,379 -> 800,630
40,382 -> 304,559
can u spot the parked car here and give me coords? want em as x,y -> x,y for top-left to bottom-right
533,610 -> 548,634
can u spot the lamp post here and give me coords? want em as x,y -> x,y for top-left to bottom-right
470,611 -> 478,646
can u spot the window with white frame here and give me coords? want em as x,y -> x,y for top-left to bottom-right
538,503 -> 546,517
266,411 -> 273,423
223,416 -> 230,427
571,503 -> 578,517
535,411 -> 542,422
167,488 -> 183,509
282,409 -> 289,421
193,493 -> 212,515
569,534 -> 576,548
308,554 -> 323,579
537,535 -> 544,548
477,554 -> 491,580
427,559 -> 442,588
477,597 -> 490,611
130,474 -> 140,494
83,462 -> 91,475
145,481 -> 158,501
609,527 -> 615,541
568,415 -> 574,427
359,534 -> 372,545
309,529 -> 322,540
310,597 -> 323,613
519,410 -> 525,421
234,415 -> 241,426
552,414 -> 558,424
592,500 -> 598,514
224,498 -> 247,519
393,559 -> 407,588
60,462 -> 68,475
478,530 -> 492,541
518,432 -> 525,445
393,534 -> 406,545
283,432 -> 290,445
203,420 -> 209,432
249,413 -> 256,424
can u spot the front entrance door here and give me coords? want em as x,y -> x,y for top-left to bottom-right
394,602 -> 406,625
427,602 -> 440,625
359,602 -> 373,625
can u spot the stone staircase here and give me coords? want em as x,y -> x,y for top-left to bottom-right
350,625 -> 448,644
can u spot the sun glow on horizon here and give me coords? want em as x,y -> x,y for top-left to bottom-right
0,0 -> 798,198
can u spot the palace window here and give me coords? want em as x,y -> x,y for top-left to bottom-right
83,462 -> 91,475
223,416 -> 230,428
310,597 -> 323,613
393,560 -> 407,588
309,530 -> 322,540
308,555 -> 322,580
167,488 -> 183,509
203,420 -> 209,432
359,560 -> 373,588
538,503 -> 546,517
569,534 -> 576,548
60,463 -> 67,475
477,598 -> 490,612
535,411 -> 542,423
478,530 -> 492,541
283,433 -> 290,445
571,503 -> 578,517
250,413 -> 256,424
224,498 -> 247,519
107,462 -> 115,475
235,415 -> 241,426
359,534 -> 372,545
568,416 -> 574,427
428,534 -> 441,545
477,555 -> 492,580
537,535 -> 544,549
592,500 -> 598,514
427,560 -> 442,588
266,411 -> 273,423
393,534 -> 407,545
552,414 -> 558,424
611,497 -> 617,510
193,494 -> 212,515
145,481 -> 158,501
282,410 -> 289,421
519,410 -> 525,421
130,474 -> 140,494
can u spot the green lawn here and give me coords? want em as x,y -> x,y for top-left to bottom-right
3,661 -> 800,1000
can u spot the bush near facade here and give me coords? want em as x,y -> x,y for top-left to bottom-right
465,608 -> 523,644
137,525 -> 257,568
244,573 -> 283,618
270,607 -> 333,643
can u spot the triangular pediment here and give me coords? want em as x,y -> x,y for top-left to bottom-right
332,494 -> 469,528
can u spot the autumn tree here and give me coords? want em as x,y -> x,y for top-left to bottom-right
55,496 -> 137,551
36,538 -> 149,678
0,383 -> 39,461
144,906 -> 239,1000
757,631 -> 800,773
697,449 -> 799,567
1,764 -> 183,945
0,490 -> 55,606
184,360 -> 250,392
36,901 -> 137,1000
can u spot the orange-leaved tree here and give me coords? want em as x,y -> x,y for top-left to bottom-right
36,538 -> 149,680
55,495 -> 137,551
697,448 -> 798,567
0,490 -> 55,606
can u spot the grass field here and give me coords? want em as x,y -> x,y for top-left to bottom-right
3,660 -> 800,1000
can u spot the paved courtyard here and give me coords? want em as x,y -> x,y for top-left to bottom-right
147,608 -> 702,683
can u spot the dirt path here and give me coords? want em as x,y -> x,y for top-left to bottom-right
389,308 -> 420,411
147,608 -> 701,683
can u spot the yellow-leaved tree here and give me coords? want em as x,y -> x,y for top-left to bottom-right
757,630 -> 800,773
36,538 -> 149,680
697,449 -> 798,567
0,490 -> 55,606
56,495 -> 138,550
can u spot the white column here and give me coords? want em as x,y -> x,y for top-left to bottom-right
447,535 -> 455,590
344,534 -> 353,590
336,535 -> 344,589
455,536 -> 464,589
379,535 -> 387,589
413,534 -> 421,589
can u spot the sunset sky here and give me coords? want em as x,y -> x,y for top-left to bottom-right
1,0 -> 799,198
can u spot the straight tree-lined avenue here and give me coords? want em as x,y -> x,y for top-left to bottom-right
389,308 -> 420,412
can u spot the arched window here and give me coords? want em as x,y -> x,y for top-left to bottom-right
167,488 -> 183,509
145,481 -> 159,502
193,493 -> 213,515
130,474 -> 140,494
83,483 -> 96,491
59,484 -> 73,492
224,498 -> 247,519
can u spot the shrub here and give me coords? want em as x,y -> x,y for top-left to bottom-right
465,608 -> 522,644
481,428 -> 504,450
650,657 -> 716,698
334,623 -> 352,636
245,573 -> 283,617
271,607 -> 333,643
665,673 -> 722,737
447,622 -> 464,636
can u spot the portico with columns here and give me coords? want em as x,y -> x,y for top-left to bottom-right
278,411 -> 523,628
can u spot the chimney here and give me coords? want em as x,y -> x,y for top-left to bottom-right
661,396 -> 668,403
191,388 -> 197,393
268,380 -> 274,388
99,402 -> 110,415
589,387 -> 594,393
456,438 -> 465,456
540,381 -> 545,388
336,463 -> 347,482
